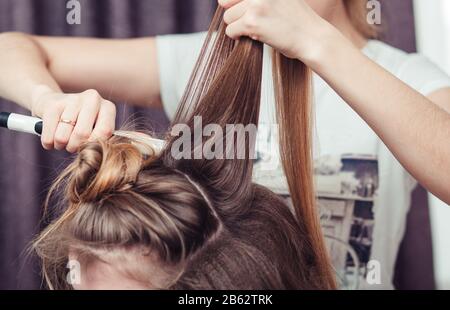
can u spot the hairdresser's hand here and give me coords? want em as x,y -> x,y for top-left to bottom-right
31,85 -> 116,153
219,0 -> 335,64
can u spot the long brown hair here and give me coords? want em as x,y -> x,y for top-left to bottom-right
33,6 -> 336,289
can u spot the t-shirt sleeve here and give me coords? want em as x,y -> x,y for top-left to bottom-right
155,32 -> 207,120
397,54 -> 450,96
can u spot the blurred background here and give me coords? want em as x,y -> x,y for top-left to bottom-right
0,0 -> 448,289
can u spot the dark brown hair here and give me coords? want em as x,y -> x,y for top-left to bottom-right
33,7 -> 336,290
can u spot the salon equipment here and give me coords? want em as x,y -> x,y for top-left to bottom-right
0,112 -> 43,136
0,111 -> 166,152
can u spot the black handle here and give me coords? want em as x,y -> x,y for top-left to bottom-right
35,121 -> 43,135
0,112 -> 11,129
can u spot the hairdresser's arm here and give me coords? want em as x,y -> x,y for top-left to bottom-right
310,37 -> 450,204
220,0 -> 450,203
310,33 -> 450,203
0,32 -> 161,152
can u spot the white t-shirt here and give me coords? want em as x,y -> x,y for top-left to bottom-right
156,32 -> 450,289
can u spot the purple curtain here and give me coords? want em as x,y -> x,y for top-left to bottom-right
382,0 -> 417,52
0,0 -> 433,289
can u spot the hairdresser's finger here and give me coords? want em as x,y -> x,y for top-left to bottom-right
225,14 -> 260,40
66,90 -> 101,153
223,0 -> 248,25
41,102 -> 65,151
218,0 -> 244,10
53,100 -> 81,151
90,100 -> 116,142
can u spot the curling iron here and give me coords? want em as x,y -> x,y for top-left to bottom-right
0,112 -> 43,136
0,111 -> 166,151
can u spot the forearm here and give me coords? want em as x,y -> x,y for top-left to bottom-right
308,31 -> 450,203
0,32 -> 61,114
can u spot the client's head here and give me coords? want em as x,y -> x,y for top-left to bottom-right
34,133 -> 222,290
34,133 -> 333,290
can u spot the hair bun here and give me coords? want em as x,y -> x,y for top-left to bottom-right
68,138 -> 144,204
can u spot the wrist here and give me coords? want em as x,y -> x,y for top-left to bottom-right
300,23 -> 349,72
30,84 -> 59,117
